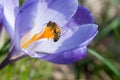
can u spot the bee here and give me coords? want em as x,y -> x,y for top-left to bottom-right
47,21 -> 61,42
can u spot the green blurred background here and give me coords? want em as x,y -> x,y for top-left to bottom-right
0,0 -> 120,80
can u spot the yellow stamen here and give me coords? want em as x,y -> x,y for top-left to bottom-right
21,27 -> 54,49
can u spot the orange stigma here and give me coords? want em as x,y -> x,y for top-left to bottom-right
21,26 -> 54,49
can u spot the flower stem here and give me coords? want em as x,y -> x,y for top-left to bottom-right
0,55 -> 12,70
0,53 -> 27,70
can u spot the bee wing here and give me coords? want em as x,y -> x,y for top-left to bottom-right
59,27 -> 67,36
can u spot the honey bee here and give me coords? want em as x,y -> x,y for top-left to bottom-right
47,21 -> 61,42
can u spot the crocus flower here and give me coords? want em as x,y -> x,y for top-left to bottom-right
0,0 -> 98,69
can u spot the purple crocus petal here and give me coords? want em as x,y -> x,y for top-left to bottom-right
0,4 -> 3,22
65,6 -> 94,28
28,24 -> 98,54
2,0 -> 19,38
0,5 -> 3,31
15,0 -> 78,40
40,46 -> 87,64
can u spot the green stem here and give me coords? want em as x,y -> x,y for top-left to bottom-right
88,48 -> 120,78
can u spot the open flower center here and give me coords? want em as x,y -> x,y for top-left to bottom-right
21,21 -> 61,49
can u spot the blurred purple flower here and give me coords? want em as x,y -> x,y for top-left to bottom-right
0,0 -> 98,69
0,3 -> 3,32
